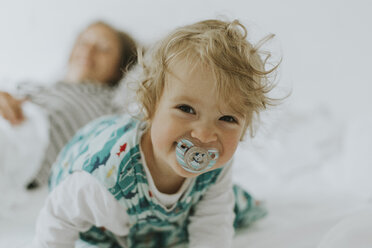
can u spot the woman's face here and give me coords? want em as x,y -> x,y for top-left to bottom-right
65,23 -> 122,85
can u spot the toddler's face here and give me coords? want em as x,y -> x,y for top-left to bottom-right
144,59 -> 246,178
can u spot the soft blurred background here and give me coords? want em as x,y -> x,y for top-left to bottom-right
1,0 -> 371,118
1,0 -> 372,247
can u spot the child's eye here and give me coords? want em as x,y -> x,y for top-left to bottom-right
219,115 -> 237,123
177,105 -> 195,114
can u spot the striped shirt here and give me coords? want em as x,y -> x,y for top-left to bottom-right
18,81 -> 122,186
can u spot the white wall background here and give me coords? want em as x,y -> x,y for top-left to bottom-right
0,0 -> 371,119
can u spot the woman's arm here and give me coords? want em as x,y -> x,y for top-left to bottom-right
188,161 -> 235,248
32,171 -> 130,248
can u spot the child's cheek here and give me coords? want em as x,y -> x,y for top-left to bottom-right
220,132 -> 241,164
151,118 -> 180,152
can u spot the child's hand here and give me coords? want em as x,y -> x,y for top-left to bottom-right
0,91 -> 26,125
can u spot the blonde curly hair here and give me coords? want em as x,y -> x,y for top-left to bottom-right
136,19 -> 280,138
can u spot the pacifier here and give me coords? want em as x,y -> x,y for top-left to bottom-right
176,138 -> 219,173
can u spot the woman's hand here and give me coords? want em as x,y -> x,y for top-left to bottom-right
0,91 -> 26,125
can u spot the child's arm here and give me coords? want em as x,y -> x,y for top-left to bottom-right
32,171 -> 130,248
188,161 -> 235,248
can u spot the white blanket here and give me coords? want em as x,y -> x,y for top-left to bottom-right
1,104 -> 372,247
0,102 -> 49,214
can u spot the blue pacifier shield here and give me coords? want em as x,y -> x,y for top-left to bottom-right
176,138 -> 219,173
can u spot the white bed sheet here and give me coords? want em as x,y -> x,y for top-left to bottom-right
1,104 -> 371,247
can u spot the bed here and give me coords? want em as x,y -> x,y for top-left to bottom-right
1,102 -> 371,247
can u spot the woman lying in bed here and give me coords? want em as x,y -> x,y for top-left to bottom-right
0,21 -> 137,189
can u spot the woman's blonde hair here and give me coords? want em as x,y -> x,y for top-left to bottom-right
136,19 -> 280,138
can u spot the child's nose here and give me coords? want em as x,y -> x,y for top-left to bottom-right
190,124 -> 217,144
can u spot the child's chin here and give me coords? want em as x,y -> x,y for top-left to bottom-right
173,164 -> 201,178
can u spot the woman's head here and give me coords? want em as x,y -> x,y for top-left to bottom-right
66,21 -> 137,86
136,19 -> 279,138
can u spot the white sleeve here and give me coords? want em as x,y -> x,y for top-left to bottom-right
32,171 -> 130,248
188,161 -> 235,248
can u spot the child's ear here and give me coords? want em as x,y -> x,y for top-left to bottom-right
144,119 -> 152,131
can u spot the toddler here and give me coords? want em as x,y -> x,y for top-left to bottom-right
33,19 -> 278,248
